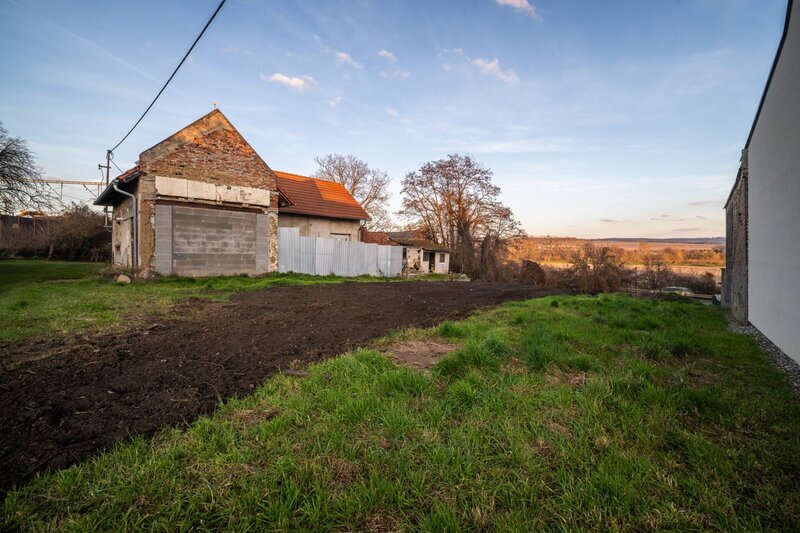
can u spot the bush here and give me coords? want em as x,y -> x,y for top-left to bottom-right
518,260 -> 546,287
0,204 -> 109,261
568,243 -> 628,294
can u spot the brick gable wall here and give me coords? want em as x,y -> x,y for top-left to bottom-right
140,127 -> 277,191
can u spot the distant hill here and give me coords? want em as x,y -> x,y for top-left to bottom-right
594,237 -> 725,245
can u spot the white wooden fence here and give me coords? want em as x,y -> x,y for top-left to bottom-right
278,227 -> 403,277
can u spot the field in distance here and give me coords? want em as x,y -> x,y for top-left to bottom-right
509,236 -> 725,269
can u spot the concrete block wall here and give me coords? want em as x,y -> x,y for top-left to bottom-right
154,204 -> 269,277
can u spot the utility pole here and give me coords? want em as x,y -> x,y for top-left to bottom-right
98,149 -> 112,228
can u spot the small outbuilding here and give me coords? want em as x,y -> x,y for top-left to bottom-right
362,230 -> 451,275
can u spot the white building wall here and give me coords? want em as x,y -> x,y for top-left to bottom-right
747,1 -> 800,363
434,252 -> 450,274
277,213 -> 361,241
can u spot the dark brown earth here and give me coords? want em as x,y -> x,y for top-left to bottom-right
0,281 -> 559,494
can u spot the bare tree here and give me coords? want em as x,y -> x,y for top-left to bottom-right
0,122 -> 57,214
400,154 -> 523,273
641,253 -> 672,290
569,242 -> 627,294
313,154 -> 393,230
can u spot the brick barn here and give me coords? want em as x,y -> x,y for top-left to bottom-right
95,110 -> 369,277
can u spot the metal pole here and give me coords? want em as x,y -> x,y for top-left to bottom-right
99,151 -> 112,228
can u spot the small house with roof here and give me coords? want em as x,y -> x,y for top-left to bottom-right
276,171 -> 369,241
362,229 -> 451,275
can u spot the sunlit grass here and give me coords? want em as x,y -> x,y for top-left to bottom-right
4,295 -> 800,530
0,260 -> 436,341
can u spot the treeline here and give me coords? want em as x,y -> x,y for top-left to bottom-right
508,237 -> 724,266
498,243 -> 719,294
0,204 -> 110,262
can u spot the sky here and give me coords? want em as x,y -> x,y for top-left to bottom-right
0,0 -> 789,238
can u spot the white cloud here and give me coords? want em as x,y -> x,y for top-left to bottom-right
472,58 -> 519,83
314,35 -> 362,69
378,49 -> 397,62
327,96 -> 343,108
262,73 -> 316,91
385,107 -> 400,118
495,0 -> 541,20
334,51 -> 362,68
223,46 -> 252,56
380,69 -> 411,80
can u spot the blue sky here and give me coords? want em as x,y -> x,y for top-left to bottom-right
0,0 -> 788,237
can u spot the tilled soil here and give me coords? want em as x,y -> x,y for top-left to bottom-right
0,281 -> 558,494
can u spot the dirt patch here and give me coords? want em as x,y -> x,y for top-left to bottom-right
0,281 -> 561,494
384,338 -> 458,368
226,407 -> 281,428
544,368 -> 590,388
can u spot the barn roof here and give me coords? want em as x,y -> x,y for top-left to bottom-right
275,171 -> 370,221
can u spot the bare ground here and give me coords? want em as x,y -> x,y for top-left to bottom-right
0,281 -> 559,494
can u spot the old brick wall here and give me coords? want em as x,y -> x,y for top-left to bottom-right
138,110 -> 277,192
724,169 -> 748,322
132,175 -> 158,275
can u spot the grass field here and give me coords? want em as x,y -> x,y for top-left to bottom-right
4,295 -> 799,530
0,260 -> 440,341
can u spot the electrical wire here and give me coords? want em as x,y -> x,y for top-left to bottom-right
111,159 -> 125,176
109,0 -> 227,152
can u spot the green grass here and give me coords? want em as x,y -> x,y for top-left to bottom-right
4,294 -> 800,530
0,259 -> 426,341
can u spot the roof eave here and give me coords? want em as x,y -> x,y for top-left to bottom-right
278,207 -> 370,221
93,171 -> 141,206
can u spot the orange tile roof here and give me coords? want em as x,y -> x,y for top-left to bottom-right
275,171 -> 370,221
361,230 -> 394,245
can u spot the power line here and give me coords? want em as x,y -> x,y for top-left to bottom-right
110,158 -> 125,175
109,0 -> 227,152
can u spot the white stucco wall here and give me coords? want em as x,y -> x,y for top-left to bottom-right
747,1 -> 800,363
434,252 -> 450,274
277,213 -> 361,241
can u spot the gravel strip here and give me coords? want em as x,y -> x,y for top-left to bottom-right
726,314 -> 800,397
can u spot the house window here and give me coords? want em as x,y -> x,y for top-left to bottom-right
422,252 -> 430,262
331,233 -> 350,241
439,253 -> 445,263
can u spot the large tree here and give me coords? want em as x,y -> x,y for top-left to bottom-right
0,122 -> 56,214
400,154 -> 523,274
313,154 -> 393,230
